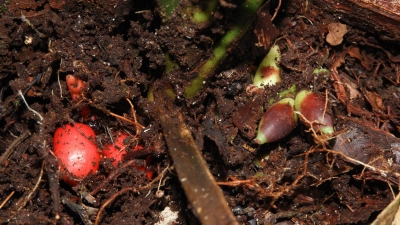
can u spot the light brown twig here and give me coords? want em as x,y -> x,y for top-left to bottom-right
16,161 -> 45,210
0,191 -> 15,209
94,187 -> 138,225
271,0 -> 281,21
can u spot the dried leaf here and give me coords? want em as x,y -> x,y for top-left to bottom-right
254,0 -> 279,49
326,22 -> 349,46
346,46 -> 373,71
334,121 -> 400,169
338,73 -> 362,100
361,88 -> 386,112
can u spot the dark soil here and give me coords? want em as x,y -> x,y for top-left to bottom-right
1,0 -> 399,224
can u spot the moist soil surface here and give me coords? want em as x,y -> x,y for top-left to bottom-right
1,0 -> 400,224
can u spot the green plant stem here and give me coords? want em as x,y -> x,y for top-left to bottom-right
192,0 -> 218,23
184,0 -> 263,98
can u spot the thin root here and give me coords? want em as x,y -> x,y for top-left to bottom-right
0,191 -> 15,209
18,90 -> 44,122
126,98 -> 144,134
90,159 -> 137,196
94,187 -> 138,225
87,100 -> 145,132
271,0 -> 282,21
94,164 -> 172,225
16,161 -> 45,210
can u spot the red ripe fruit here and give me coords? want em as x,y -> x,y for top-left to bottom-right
102,133 -> 153,180
254,98 -> 298,144
53,123 -> 100,186
102,132 -> 132,166
294,90 -> 334,135
102,133 -> 145,166
66,74 -> 86,102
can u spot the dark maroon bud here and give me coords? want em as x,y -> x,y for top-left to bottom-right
294,90 -> 334,134
254,98 -> 297,144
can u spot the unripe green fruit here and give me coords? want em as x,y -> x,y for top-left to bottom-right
253,45 -> 281,88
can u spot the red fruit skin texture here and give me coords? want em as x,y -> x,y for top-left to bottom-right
66,74 -> 85,102
53,123 -> 100,186
258,102 -> 297,143
299,93 -> 333,132
102,133 -> 153,179
102,133 -> 130,166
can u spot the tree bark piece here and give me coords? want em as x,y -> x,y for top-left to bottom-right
156,103 -> 239,225
315,0 -> 400,41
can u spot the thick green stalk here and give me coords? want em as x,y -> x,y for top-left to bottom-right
184,0 -> 263,98
192,0 -> 218,23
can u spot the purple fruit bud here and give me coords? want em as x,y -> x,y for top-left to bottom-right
294,90 -> 334,134
254,98 -> 297,144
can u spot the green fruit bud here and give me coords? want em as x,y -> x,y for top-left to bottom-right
253,44 -> 281,88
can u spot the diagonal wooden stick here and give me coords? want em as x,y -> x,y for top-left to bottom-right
155,99 -> 238,225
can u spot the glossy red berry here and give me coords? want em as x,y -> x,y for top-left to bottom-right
294,90 -> 334,134
53,123 -> 100,186
254,98 -> 297,144
102,132 -> 131,166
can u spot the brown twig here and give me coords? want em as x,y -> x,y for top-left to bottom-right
94,163 -> 171,224
322,89 -> 329,123
94,187 -> 139,225
87,100 -> 145,131
271,0 -> 281,21
318,149 -> 400,179
219,0 -> 236,8
90,159 -> 137,196
125,98 -> 143,134
217,179 -> 256,187
0,130 -> 31,167
46,158 -> 62,220
0,191 -> 15,209
16,161 -> 45,210
219,0 -> 237,9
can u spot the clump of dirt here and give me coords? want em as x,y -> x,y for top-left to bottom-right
0,0 -> 399,224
